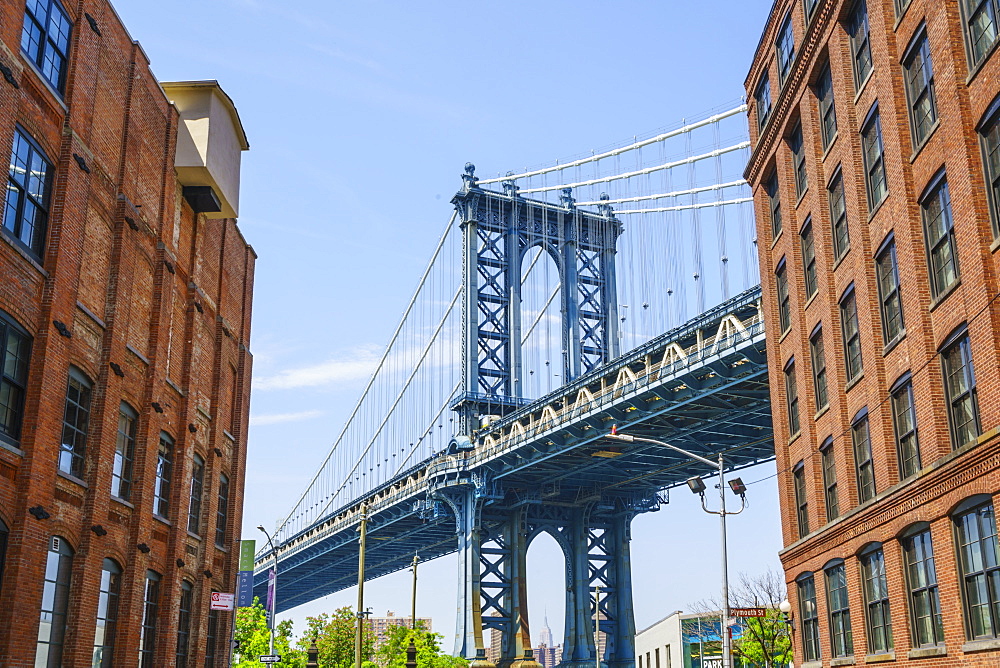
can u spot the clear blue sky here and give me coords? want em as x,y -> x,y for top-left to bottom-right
114,0 -> 779,651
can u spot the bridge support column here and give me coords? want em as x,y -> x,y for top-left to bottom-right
601,515 -> 636,668
559,509 -> 596,668
449,487 -> 489,662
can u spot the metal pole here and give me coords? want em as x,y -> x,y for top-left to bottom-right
594,585 -> 601,668
257,526 -> 279,659
356,506 -> 369,668
719,454 -> 731,668
411,553 -> 419,630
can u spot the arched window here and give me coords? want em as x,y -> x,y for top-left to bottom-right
954,496 -> 1000,639
188,454 -> 205,535
859,543 -> 893,654
215,473 -> 230,548
139,570 -> 161,667
824,559 -> 852,658
111,403 -> 137,500
176,580 -> 194,665
154,433 -> 174,519
796,572 -> 820,661
59,367 -> 92,478
899,522 -> 943,648
35,535 -> 73,667
93,558 -> 122,667
0,310 -> 31,446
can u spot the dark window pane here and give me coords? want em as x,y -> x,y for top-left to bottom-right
794,464 -> 808,537
892,382 -> 921,478
862,109 -> 888,207
821,443 -> 839,519
853,414 -> 875,502
904,33 -> 938,146
829,173 -> 850,259
155,435 -> 173,518
756,76 -> 772,131
904,530 -> 943,647
849,0 -> 873,88
767,171 -> 782,238
798,576 -> 821,661
817,63 -> 838,149
942,333 -> 980,448
777,264 -> 791,333
922,178 -> 959,297
810,329 -> 828,410
826,564 -> 853,657
139,571 -> 160,668
862,548 -> 894,653
965,0 -> 999,66
36,536 -> 73,668
4,128 -> 52,259
59,368 -> 91,478
956,502 -> 1000,639
875,240 -> 904,343
777,15 -> 796,85
111,404 -> 136,500
188,455 -> 205,535
841,290 -> 863,381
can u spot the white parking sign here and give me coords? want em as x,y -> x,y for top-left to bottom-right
210,592 -> 235,611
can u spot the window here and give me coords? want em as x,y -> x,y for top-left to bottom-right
777,261 -> 791,333
216,472 -> 230,548
801,220 -> 818,299
0,310 -> 31,445
891,379 -> 920,478
853,412 -> 875,503
790,124 -> 808,197
59,367 -> 92,478
816,63 -> 838,149
861,107 -> 888,208
188,454 -> 205,535
895,0 -> 912,17
36,536 -> 73,667
139,570 -> 161,668
111,403 -> 136,500
875,238 -> 904,344
205,609 -> 220,668
177,581 -> 193,666
777,14 -> 796,86
821,439 -> 839,519
766,170 -> 782,238
963,0 -> 1000,67
826,563 -> 853,658
756,75 -> 773,131
4,128 -> 53,260
955,500 -> 1000,639
848,0 -> 873,89
922,176 -> 959,298
655,647 -> 660,668
902,529 -> 943,647
805,0 -> 820,21
793,463 -> 809,537
154,433 -> 174,519
93,558 -> 122,668
941,331 -> 980,448
798,575 -> 820,661
20,0 -> 72,92
785,360 -> 800,436
861,546 -> 893,653
810,328 -> 828,411
903,30 -> 938,147
829,171 -> 850,259
840,288 -> 863,382
981,100 -> 1000,236
229,363 -> 239,434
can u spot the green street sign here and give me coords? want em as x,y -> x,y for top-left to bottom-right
240,540 -> 256,571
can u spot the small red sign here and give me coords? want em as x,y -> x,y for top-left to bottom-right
211,592 -> 235,611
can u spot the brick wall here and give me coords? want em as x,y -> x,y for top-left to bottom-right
746,0 -> 1000,665
0,1 -> 254,666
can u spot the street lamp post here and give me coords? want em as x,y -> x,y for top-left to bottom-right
356,505 -> 369,668
257,525 -> 279,659
607,428 -> 746,668
410,553 -> 419,631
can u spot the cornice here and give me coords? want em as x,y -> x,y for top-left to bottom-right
746,0 -> 839,184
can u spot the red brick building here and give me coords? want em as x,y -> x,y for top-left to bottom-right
746,0 -> 1000,665
0,0 -> 254,666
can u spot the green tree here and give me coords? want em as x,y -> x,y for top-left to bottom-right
375,624 -> 469,668
296,606 -> 377,668
234,597 -> 304,667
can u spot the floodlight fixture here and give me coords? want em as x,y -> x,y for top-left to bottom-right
687,476 -> 707,494
728,478 -> 747,496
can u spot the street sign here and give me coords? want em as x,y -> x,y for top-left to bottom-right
259,655 -> 281,663
240,540 -> 256,571
210,592 -> 235,611
237,571 -> 254,607
731,607 -> 768,617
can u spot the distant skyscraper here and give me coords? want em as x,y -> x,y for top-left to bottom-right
539,613 -> 553,647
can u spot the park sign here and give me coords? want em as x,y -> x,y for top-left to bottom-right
731,607 -> 769,618
240,540 -> 256,571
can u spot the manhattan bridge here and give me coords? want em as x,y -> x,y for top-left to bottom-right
253,103 -> 773,668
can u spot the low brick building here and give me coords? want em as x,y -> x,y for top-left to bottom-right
746,0 -> 1000,665
0,0 -> 254,666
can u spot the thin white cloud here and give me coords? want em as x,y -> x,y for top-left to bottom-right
249,410 -> 325,426
253,346 -> 380,390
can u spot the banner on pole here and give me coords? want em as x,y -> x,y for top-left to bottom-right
266,568 -> 276,611
237,571 -> 254,607
240,540 -> 256,571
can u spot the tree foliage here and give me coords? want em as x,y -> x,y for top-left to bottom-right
691,570 -> 793,668
234,597 -> 304,667
296,606 -> 378,668
374,623 -> 469,668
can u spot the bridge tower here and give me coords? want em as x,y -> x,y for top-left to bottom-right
444,165 -> 634,668
451,163 -> 622,435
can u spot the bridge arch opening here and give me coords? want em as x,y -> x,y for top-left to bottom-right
525,529 -> 567,664
519,244 -> 563,401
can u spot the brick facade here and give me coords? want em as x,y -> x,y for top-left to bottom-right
0,1 -> 254,666
746,0 -> 1000,665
